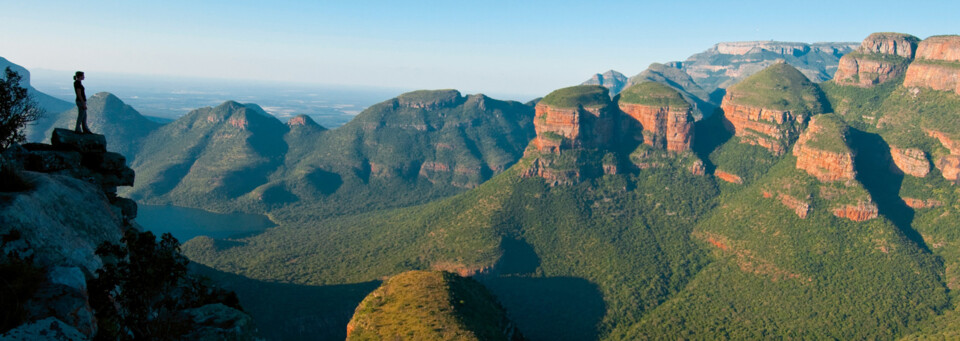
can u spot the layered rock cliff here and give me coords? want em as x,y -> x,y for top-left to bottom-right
532,85 -> 617,153
618,82 -> 694,152
903,35 -> 960,96
832,33 -> 918,88
792,115 -> 856,182
720,62 -> 828,155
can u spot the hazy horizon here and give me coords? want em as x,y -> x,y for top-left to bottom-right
4,1 -> 959,97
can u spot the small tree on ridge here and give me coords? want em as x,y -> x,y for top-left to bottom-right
0,67 -> 43,150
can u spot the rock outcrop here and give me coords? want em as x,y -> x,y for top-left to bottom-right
715,170 -> 743,184
832,33 -> 918,88
0,130 -> 254,340
890,147 -> 931,177
397,89 -> 466,109
903,35 -> 960,96
720,62 -> 827,155
926,129 -> 960,181
681,41 -> 857,92
618,82 -> 695,152
792,115 -> 856,182
833,201 -> 880,222
533,85 -> 617,153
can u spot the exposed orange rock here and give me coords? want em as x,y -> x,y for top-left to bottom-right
925,129 -> 960,181
619,103 -> 694,152
834,56 -> 910,87
792,116 -> 856,182
715,170 -> 743,184
904,36 -> 960,95
532,103 -> 617,153
903,197 -> 944,209
914,35 -> 960,62
721,103 -> 800,155
832,201 -> 879,222
418,161 -> 450,174
858,32 -> 919,58
777,193 -> 810,218
287,115 -> 308,126
833,33 -> 918,87
936,155 -> 960,181
889,147 -> 930,177
228,117 -> 249,129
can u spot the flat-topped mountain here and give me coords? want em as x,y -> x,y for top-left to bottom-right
834,32 -> 919,87
721,61 -> 828,155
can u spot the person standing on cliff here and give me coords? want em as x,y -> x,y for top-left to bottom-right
73,71 -> 91,134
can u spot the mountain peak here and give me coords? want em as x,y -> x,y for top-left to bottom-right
286,114 -> 324,130
581,70 -> 628,95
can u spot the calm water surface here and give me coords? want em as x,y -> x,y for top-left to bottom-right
136,204 -> 275,242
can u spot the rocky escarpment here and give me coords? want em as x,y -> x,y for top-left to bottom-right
926,129 -> 960,181
346,271 -> 523,341
903,35 -> 960,96
397,89 -> 467,109
721,62 -> 828,155
0,130 -> 253,340
681,41 -> 857,92
890,147 -> 931,177
618,82 -> 695,152
792,115 -> 856,182
532,85 -> 617,153
833,33 -> 919,87
582,70 -> 628,95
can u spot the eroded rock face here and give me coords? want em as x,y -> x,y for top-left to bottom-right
858,32 -> 919,58
792,116 -> 856,182
533,103 -> 617,153
833,56 -> 911,87
890,147 -> 930,177
715,170 -> 743,184
903,197 -> 944,209
833,201 -> 879,222
926,129 -> 960,182
904,36 -> 960,95
619,103 -> 694,152
833,33 -> 918,88
522,157 -> 580,186
721,103 -> 801,155
777,193 -> 811,218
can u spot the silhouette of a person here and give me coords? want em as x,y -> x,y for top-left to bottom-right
73,71 -> 91,134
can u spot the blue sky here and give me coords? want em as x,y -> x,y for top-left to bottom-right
2,0 -> 958,98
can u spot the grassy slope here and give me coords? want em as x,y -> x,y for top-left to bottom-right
618,82 -> 690,108
725,62 -> 828,116
347,271 -> 515,341
539,85 -> 610,108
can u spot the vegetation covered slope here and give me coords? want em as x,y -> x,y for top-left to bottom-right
618,82 -> 690,108
539,85 -> 610,108
724,61 -> 829,116
183,153 -> 719,340
128,90 -> 535,219
346,271 -> 521,341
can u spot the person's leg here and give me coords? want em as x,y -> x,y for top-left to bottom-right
75,103 -> 84,132
81,109 -> 91,133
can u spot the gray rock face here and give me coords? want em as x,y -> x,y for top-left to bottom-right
179,304 -> 258,341
0,318 -> 88,341
582,70 -> 629,95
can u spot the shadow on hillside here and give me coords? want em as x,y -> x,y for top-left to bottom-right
692,109 -> 733,174
189,264 -> 380,341
847,128 -> 928,252
492,237 -> 541,276
481,276 -> 606,341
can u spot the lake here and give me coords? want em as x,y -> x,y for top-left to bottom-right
136,204 -> 276,242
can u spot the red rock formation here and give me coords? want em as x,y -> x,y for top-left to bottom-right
715,170 -> 743,184
777,193 -> 810,218
858,32 -> 919,58
619,103 -> 694,152
904,36 -> 960,95
889,147 -> 930,177
914,36 -> 960,62
833,201 -> 879,222
228,117 -> 249,129
721,103 -> 800,155
925,129 -> 960,181
792,117 -> 856,182
287,115 -> 309,126
834,56 -> 910,87
903,197 -> 944,209
533,103 -> 616,153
